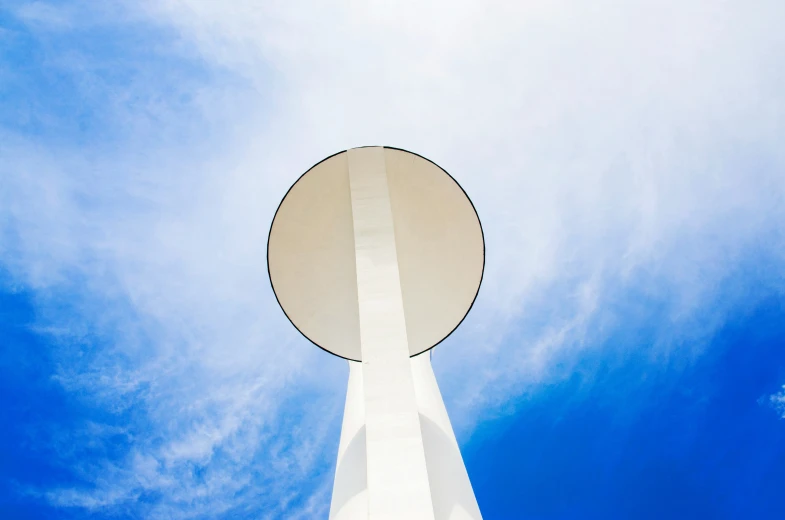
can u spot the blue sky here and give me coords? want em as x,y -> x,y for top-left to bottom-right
2,1 -> 785,519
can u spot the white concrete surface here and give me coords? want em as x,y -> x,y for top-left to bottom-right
329,361 -> 367,520
330,355 -> 483,520
269,146 -> 483,520
347,147 -> 436,520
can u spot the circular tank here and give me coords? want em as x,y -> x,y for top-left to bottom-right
267,146 -> 484,361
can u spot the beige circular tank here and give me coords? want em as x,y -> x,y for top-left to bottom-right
267,146 -> 484,361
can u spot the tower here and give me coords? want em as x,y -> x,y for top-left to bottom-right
268,146 -> 484,520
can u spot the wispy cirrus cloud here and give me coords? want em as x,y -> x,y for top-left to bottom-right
1,0 -> 785,518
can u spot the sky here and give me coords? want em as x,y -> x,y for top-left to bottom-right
1,0 -> 785,518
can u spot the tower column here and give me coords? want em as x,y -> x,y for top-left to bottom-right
330,354 -> 484,520
347,147 -> 436,520
268,146 -> 485,520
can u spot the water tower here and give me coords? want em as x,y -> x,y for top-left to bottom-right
268,146 -> 484,520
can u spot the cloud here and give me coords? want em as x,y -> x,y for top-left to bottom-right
1,0 -> 785,517
770,386 -> 785,419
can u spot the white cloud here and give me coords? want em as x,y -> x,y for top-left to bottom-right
2,0 -> 785,517
771,386 -> 785,419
